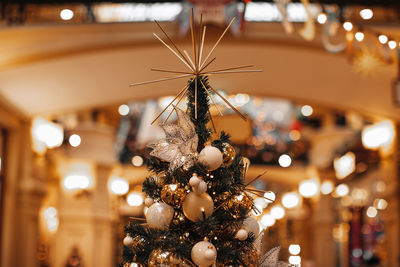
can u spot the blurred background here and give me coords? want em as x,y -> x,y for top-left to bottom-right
0,0 -> 399,266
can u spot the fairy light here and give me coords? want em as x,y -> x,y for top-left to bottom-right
360,9 -> 373,20
270,205 -> 285,220
366,206 -> 377,218
378,35 -> 388,44
355,32 -> 364,42
343,21 -> 353,31
317,13 -> 327,24
299,179 -> 319,198
335,184 -> 349,197
282,192 -> 301,209
388,40 -> 397,50
289,244 -> 301,255
60,9 -> 74,20
118,104 -> 130,116
278,154 -> 292,168
320,180 -> 334,195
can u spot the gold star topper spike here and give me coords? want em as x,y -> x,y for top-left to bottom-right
130,8 -> 262,124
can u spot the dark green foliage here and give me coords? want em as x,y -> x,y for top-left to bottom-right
123,75 -> 257,266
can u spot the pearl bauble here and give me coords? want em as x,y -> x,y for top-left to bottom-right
199,145 -> 223,171
145,197 -> 155,207
194,180 -> 207,195
189,174 -> 201,187
235,229 -> 248,241
182,192 -> 214,222
191,241 -> 217,267
146,202 -> 174,229
123,235 -> 134,246
243,217 -> 260,236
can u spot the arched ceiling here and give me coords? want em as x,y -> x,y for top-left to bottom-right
0,22 -> 398,120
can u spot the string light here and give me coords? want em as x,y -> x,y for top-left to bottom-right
335,184 -> 349,197
317,13 -> 327,24
118,104 -> 130,116
282,192 -> 301,209
69,134 -> 81,147
360,9 -> 373,20
300,105 -> 313,117
289,244 -> 301,255
127,192 -> 144,206
343,21 -> 353,31
388,40 -> 397,50
320,180 -> 334,195
355,32 -> 364,42
278,154 -> 292,168
298,179 -> 319,198
378,35 -> 388,44
270,205 -> 285,220
60,9 -> 74,20
366,206 -> 377,218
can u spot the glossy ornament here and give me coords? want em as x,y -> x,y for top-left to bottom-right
191,240 -> 217,267
161,183 -> 186,206
226,193 -> 252,217
148,248 -> 188,267
144,197 -> 155,207
146,202 -> 174,229
243,216 -> 260,236
199,145 -> 223,171
182,192 -> 214,222
123,235 -> 134,246
221,142 -> 236,166
235,229 -> 248,241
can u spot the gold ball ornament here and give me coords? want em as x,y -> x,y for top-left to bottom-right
148,248 -> 188,267
221,143 -> 235,166
226,193 -> 252,217
161,183 -> 187,206
182,192 -> 214,222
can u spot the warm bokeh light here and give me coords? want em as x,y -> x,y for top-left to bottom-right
32,117 -> 64,152
127,192 -> 144,207
264,191 -> 276,203
317,13 -> 327,24
278,154 -> 292,168
299,179 -> 319,198
378,35 -> 388,44
43,207 -> 59,232
289,130 -> 301,141
289,255 -> 301,265
360,8 -> 373,20
362,121 -> 394,149
69,134 -> 81,147
388,40 -> 397,50
63,174 -> 91,191
300,105 -> 313,117
270,205 -> 285,220
131,155 -> 144,167
375,180 -> 386,193
118,104 -> 130,116
335,184 -> 349,197
282,192 -> 301,209
374,199 -> 388,210
320,180 -> 334,195
108,176 -> 129,195
334,152 -> 356,179
260,213 -> 275,228
60,9 -> 74,20
355,32 -> 364,42
289,244 -> 301,255
366,206 -> 378,218
343,21 -> 353,31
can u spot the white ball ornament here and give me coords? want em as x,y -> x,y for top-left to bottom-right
199,145 -> 223,171
235,229 -> 248,241
123,235 -> 134,246
145,202 -> 174,230
243,217 -> 260,236
145,197 -> 155,207
191,240 -> 217,267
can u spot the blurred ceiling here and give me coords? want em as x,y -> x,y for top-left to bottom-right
0,22 -> 398,120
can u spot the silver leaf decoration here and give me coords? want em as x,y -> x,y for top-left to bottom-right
148,106 -> 198,170
259,247 -> 296,267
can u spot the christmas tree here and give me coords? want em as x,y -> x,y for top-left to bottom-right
122,10 -> 289,267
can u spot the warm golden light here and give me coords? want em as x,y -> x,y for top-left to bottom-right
270,205 -> 285,220
32,117 -> 64,153
317,13 -> 327,24
127,192 -> 144,206
300,105 -> 313,117
60,9 -> 74,20
388,40 -> 397,50
362,121 -> 394,149
282,192 -> 301,209
264,191 -> 276,204
334,152 -> 356,179
320,180 -> 334,195
118,104 -> 130,116
278,154 -> 292,168
355,32 -> 364,42
131,155 -> 144,167
343,21 -> 353,31
63,174 -> 91,191
378,35 -> 388,44
374,199 -> 388,210
335,184 -> 349,197
289,256 -> 301,265
289,244 -> 301,255
289,130 -> 301,141
299,179 -> 319,198
109,176 -> 129,195
260,213 -> 275,228
360,8 -> 373,20
366,206 -> 377,218
43,207 -> 59,232
69,134 -> 81,147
